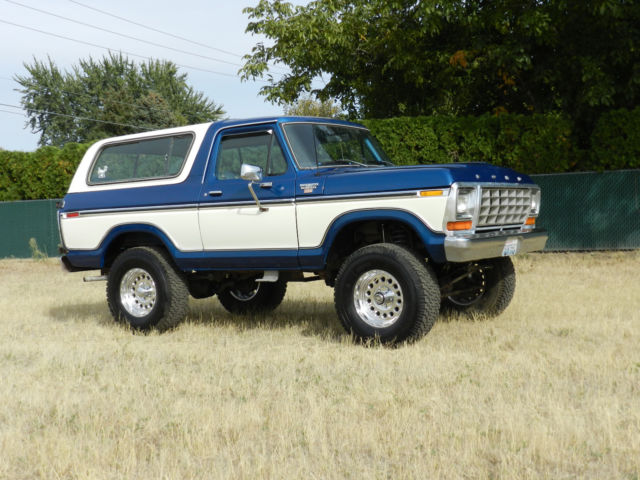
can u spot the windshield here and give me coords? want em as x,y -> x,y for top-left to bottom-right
283,123 -> 394,169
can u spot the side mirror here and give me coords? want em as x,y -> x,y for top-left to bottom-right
240,164 -> 268,212
241,163 -> 263,183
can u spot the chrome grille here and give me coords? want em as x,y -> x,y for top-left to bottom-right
478,187 -> 532,227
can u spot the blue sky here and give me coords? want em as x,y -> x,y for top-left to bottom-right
0,0 -> 307,151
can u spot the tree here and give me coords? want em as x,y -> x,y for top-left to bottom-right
16,53 -> 225,146
283,95 -> 342,117
242,0 -> 640,137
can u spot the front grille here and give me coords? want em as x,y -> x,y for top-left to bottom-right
478,187 -> 532,227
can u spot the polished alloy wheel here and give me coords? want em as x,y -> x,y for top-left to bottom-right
447,263 -> 486,306
229,283 -> 260,302
353,269 -> 404,328
120,268 -> 157,317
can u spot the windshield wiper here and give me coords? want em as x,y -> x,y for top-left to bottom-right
320,159 -> 370,167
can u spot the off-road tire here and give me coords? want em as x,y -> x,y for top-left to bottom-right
217,279 -> 287,315
334,243 -> 440,344
442,257 -> 516,317
107,247 -> 189,331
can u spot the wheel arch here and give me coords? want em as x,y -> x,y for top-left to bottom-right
100,224 -> 179,269
307,209 -> 446,283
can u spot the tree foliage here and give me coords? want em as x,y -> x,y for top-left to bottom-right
16,53 -> 225,147
242,0 -> 640,134
283,95 -> 342,117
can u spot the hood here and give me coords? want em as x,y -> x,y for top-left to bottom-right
319,163 -> 535,196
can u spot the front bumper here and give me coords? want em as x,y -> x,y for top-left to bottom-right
444,229 -> 548,262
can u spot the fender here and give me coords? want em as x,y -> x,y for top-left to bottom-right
64,224 -> 180,270
298,208 -> 447,269
64,223 -> 301,271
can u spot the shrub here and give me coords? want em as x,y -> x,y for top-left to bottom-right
362,113 -> 574,174
0,143 -> 89,201
589,107 -> 640,171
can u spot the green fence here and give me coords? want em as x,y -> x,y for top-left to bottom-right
0,170 -> 639,258
532,170 -> 640,250
0,199 -> 60,258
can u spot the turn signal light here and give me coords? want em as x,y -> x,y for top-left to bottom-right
419,190 -> 444,197
525,217 -> 536,226
447,220 -> 472,231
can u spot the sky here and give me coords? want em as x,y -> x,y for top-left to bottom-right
0,0 -> 308,151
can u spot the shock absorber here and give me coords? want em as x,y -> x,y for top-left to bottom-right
389,224 -> 410,247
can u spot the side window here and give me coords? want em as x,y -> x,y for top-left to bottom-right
89,134 -> 193,184
215,132 -> 288,180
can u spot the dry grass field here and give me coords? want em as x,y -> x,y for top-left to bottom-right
0,252 -> 638,479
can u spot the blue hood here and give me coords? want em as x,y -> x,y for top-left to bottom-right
317,163 -> 535,196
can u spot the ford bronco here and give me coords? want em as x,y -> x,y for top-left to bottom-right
59,117 -> 547,343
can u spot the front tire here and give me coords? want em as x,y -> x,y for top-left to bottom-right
334,244 -> 440,344
107,247 -> 189,331
441,257 -> 516,317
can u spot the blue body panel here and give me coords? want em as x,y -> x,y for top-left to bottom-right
60,117 -> 535,271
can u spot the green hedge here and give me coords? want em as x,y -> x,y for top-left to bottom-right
361,113 -> 575,174
589,107 -> 640,171
1,110 -> 639,200
0,143 -> 89,201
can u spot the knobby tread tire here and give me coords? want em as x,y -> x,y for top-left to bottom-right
106,246 -> 189,331
217,280 -> 287,315
334,243 -> 440,344
443,257 -> 516,317
482,257 -> 516,316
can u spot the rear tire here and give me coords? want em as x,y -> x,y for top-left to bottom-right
334,243 -> 440,344
107,247 -> 188,331
217,279 -> 287,314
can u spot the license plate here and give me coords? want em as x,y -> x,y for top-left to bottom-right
502,238 -> 519,256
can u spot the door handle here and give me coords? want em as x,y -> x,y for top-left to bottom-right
259,182 -> 273,189
206,190 -> 223,197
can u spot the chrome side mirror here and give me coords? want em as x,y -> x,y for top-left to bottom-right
241,163 -> 263,182
240,163 -> 267,212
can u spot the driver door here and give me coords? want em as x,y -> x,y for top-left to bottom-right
198,126 -> 298,268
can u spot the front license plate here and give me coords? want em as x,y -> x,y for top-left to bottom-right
502,238 -> 519,256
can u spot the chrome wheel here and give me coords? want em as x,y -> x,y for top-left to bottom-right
119,268 -> 157,318
447,263 -> 486,306
353,269 -> 404,328
229,283 -> 260,302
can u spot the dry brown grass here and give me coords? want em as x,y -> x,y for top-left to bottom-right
0,252 -> 639,479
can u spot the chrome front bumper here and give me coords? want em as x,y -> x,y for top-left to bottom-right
444,229 -> 548,262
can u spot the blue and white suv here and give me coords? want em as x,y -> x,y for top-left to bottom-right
59,117 -> 547,343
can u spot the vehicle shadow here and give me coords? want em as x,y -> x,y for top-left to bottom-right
49,302 -> 115,326
187,297 -> 346,342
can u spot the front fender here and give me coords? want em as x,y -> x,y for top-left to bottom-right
298,209 -> 447,269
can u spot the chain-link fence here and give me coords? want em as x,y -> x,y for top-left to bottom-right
1,170 -> 639,258
532,170 -> 640,250
0,199 -> 60,258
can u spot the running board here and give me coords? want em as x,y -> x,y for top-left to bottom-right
83,275 -> 108,282
256,270 -> 279,283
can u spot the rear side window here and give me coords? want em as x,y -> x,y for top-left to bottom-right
89,134 -> 194,184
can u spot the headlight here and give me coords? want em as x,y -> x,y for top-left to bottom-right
443,184 -> 478,233
530,189 -> 541,216
456,188 -> 477,219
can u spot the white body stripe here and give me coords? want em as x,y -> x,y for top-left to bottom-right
199,204 -> 298,250
62,195 -> 447,252
61,209 -> 202,251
